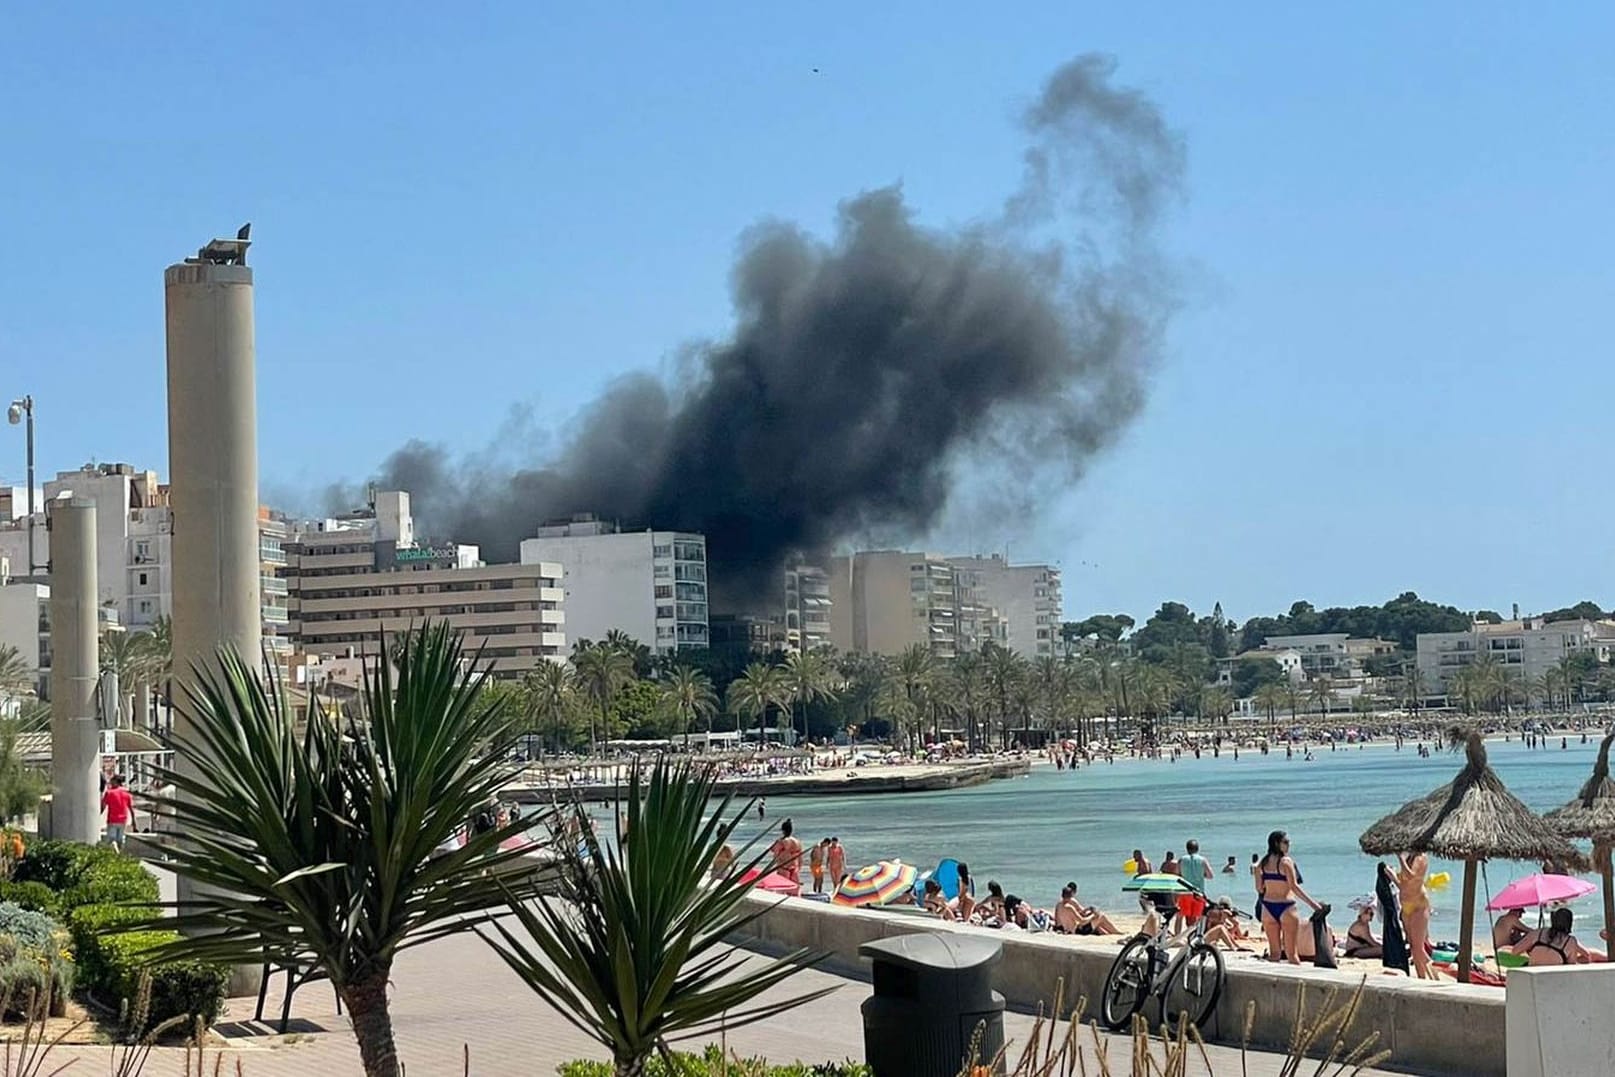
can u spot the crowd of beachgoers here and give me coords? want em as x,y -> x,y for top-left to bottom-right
750,816 -> 1609,987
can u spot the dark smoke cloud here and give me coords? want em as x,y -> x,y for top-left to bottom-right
352,55 -> 1184,606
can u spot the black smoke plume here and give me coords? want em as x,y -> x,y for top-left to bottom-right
355,55 -> 1184,606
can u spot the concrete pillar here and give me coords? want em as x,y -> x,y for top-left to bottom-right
164,254 -> 261,743
48,499 -> 101,844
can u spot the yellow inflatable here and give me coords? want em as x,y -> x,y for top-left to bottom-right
1123,859 -> 1138,875
1427,871 -> 1451,890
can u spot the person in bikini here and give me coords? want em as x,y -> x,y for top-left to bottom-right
1202,896 -> 1252,951
1256,829 -> 1322,964
1510,907 -> 1590,966
922,878 -> 958,920
1395,850 -> 1433,979
1343,905 -> 1382,959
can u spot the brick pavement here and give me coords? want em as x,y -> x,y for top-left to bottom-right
31,928 -> 1396,1077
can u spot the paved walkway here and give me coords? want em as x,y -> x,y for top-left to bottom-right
32,927 -> 1396,1076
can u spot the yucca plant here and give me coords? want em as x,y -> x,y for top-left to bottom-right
483,759 -> 831,1077
136,622 -> 539,1077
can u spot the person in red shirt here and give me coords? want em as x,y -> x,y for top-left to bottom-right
101,773 -> 136,852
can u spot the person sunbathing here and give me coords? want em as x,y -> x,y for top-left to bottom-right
1053,882 -> 1120,935
1343,906 -> 1383,959
922,878 -> 958,920
1202,897 -> 1253,951
1510,907 -> 1590,966
1492,908 -> 1528,951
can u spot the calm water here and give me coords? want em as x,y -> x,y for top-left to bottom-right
724,736 -> 1608,940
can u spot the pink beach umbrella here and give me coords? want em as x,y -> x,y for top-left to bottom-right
1485,873 -> 1596,911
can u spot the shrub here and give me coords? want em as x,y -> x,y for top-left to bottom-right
556,1048 -> 871,1077
0,901 -> 75,1017
67,904 -> 224,1030
0,880 -> 60,916
14,840 -> 158,912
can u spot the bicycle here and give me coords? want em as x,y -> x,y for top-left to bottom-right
1099,891 -> 1225,1031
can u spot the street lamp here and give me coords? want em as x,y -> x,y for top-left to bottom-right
6,395 -> 37,577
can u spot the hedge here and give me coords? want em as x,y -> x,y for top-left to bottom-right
12,841 -> 225,1032
68,903 -> 226,1031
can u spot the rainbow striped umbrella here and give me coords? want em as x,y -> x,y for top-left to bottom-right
832,860 -> 919,907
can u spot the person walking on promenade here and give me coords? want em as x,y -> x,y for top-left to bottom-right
101,773 -> 136,853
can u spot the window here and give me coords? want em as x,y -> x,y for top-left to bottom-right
138,572 -> 148,586
653,544 -> 672,559
138,600 -> 152,614
656,605 -> 675,620
653,564 -> 671,578
654,585 -> 673,599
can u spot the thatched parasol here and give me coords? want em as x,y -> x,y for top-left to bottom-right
1359,728 -> 1587,982
1544,730 -> 1615,947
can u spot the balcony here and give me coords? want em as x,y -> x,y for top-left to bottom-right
261,575 -> 288,595
261,605 -> 290,625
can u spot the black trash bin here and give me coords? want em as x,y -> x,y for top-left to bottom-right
860,933 -> 1005,1077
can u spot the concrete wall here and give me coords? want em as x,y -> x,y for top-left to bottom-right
1506,964 -> 1615,1077
732,893 -> 1504,1076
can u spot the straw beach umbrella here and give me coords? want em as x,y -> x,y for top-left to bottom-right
1544,730 -> 1615,946
1359,728 -> 1586,983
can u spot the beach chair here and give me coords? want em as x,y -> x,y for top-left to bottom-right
911,857 -> 963,903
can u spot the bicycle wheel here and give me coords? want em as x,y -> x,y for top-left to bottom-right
1100,937 -> 1152,1030
1161,942 -> 1225,1029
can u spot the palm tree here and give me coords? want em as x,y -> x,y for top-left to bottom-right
780,651 -> 838,744
658,666 -> 719,737
0,718 -> 47,822
726,663 -> 789,747
1397,662 -> 1426,714
890,645 -> 940,750
0,644 -> 34,703
484,760 -> 829,1077
602,630 -> 653,678
98,629 -> 156,725
140,621 -> 535,1077
146,615 -> 174,732
523,659 -> 576,754
1307,677 -> 1334,721
572,641 -> 636,755
1253,682 -> 1287,734
1283,678 -> 1305,727
1199,685 -> 1233,725
982,643 -> 1025,750
949,652 -> 987,750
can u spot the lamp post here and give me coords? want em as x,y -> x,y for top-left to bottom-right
5,395 -> 37,577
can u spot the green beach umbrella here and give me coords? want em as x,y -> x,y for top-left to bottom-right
1122,872 -> 1198,894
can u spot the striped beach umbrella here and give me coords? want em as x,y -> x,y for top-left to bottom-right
832,860 -> 919,907
1121,872 -> 1199,894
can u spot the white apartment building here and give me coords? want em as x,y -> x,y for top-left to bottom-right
1216,647 -> 1305,689
1417,617 -> 1615,698
0,577 -> 50,699
1259,633 -> 1396,681
945,555 -> 1062,659
519,516 -> 708,653
0,463 -> 287,645
286,491 -> 567,677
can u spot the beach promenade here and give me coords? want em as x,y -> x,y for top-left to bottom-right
43,929 -> 1393,1076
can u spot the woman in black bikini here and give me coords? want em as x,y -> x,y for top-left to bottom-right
1256,829 -> 1322,964
1512,907 -> 1589,966
1343,905 -> 1382,959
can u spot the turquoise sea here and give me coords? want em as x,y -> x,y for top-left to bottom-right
723,736 -> 1609,941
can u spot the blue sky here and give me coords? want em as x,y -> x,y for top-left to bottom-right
3,6 -> 1612,625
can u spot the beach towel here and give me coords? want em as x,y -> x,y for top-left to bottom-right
1310,903 -> 1337,969
1375,862 -> 1411,973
